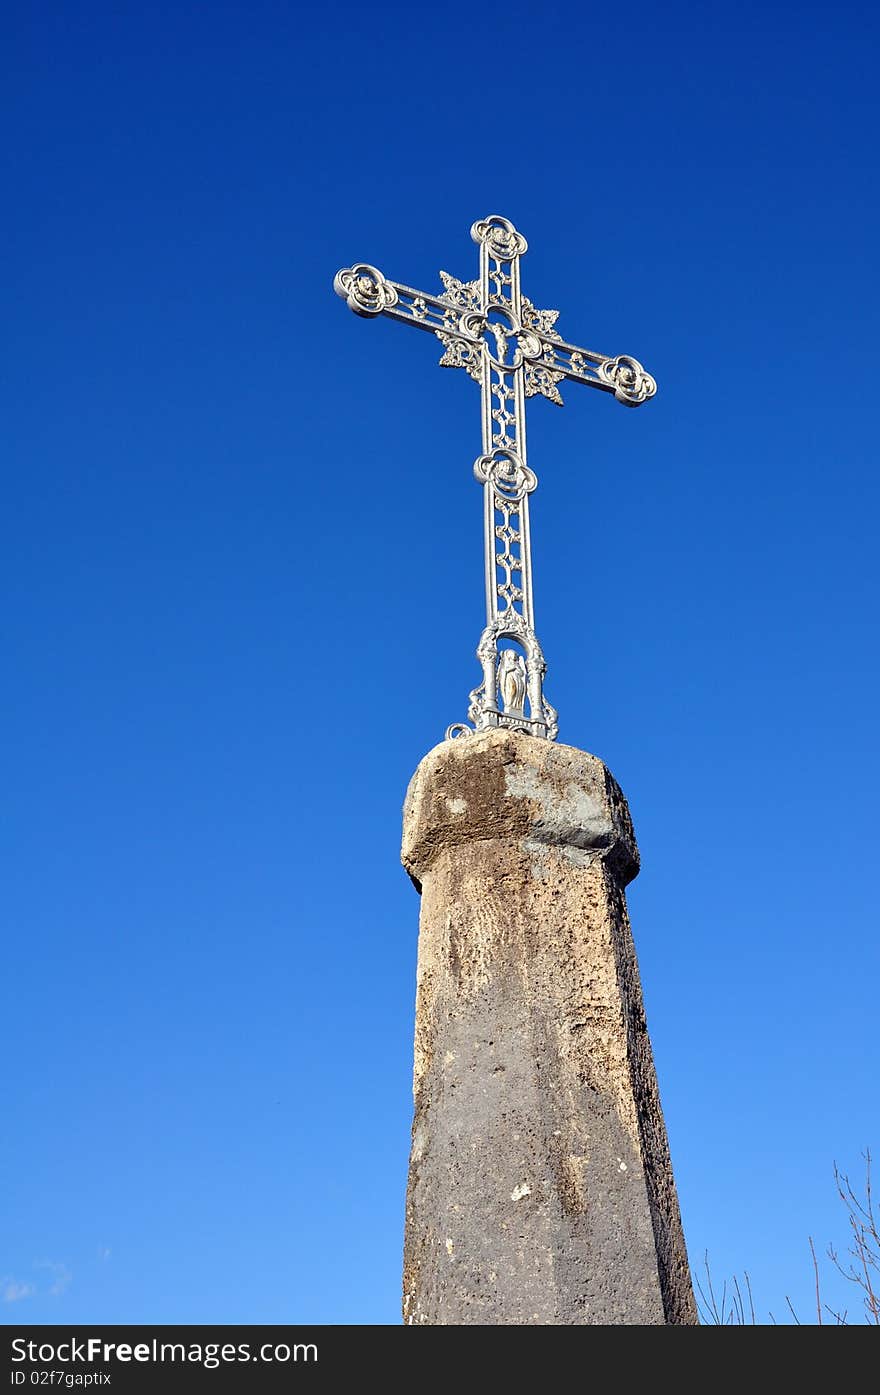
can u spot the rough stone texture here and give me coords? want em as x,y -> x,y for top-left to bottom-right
401,728 -> 697,1326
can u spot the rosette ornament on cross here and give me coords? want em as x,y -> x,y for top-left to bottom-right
334,215 -> 656,741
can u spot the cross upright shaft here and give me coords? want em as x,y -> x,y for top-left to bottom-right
334,215 -> 656,741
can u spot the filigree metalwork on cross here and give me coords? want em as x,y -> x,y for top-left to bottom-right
334,215 -> 656,741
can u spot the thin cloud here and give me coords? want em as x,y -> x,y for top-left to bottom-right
2,1280 -> 35,1303
35,1261 -> 72,1297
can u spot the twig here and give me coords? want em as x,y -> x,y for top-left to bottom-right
809,1237 -> 822,1325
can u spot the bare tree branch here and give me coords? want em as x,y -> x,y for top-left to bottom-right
701,1150 -> 877,1325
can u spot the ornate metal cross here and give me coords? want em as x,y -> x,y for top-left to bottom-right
334,215 -> 656,741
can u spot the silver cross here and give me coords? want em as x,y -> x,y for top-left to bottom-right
334,215 -> 656,741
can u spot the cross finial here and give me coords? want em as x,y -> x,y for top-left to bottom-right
334,215 -> 656,741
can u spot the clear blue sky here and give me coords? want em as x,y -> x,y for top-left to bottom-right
3,0 -> 878,1325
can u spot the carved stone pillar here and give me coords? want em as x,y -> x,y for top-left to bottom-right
400,728 -> 696,1326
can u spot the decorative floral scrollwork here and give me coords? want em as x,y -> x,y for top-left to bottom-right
470,215 -> 528,260
445,722 -> 472,740
333,264 -> 398,318
473,448 -> 538,502
438,270 -> 481,309
542,697 -> 559,742
520,296 -> 560,339
466,679 -> 488,732
436,332 -> 482,382
599,354 -> 657,407
524,365 -> 565,405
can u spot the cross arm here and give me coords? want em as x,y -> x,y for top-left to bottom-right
334,262 -> 656,409
334,263 -> 475,335
333,260 -> 493,383
519,327 -> 657,408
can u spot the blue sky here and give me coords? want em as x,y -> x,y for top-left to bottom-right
3,0 -> 878,1324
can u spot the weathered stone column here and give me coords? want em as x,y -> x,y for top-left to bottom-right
401,728 -> 696,1325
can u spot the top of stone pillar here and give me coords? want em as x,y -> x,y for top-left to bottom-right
402,729 -> 639,891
